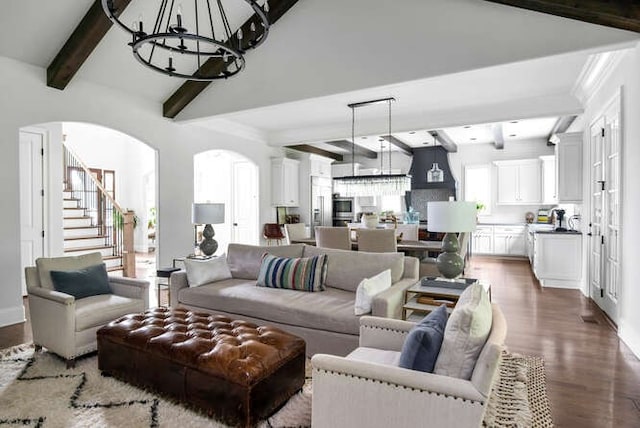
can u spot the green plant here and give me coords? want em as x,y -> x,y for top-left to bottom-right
476,202 -> 486,212
113,209 -> 140,229
147,207 -> 156,229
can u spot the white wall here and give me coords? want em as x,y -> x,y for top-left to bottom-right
449,138 -> 555,223
577,43 -> 640,357
0,55 -> 279,327
63,122 -> 156,252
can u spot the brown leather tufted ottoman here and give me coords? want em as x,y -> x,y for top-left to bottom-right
97,307 -> 306,427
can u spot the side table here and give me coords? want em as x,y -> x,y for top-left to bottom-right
402,280 -> 491,322
156,267 -> 181,306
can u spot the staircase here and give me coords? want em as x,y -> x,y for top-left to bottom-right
63,191 -> 124,274
62,144 -> 136,277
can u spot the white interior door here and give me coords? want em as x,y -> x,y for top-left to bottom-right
589,93 -> 621,322
232,160 -> 259,245
19,130 -> 45,296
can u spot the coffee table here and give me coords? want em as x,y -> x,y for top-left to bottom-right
97,307 -> 306,427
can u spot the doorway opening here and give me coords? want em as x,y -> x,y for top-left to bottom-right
193,150 -> 259,253
19,122 -> 158,298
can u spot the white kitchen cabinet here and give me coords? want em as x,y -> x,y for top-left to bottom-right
309,154 -> 333,177
271,158 -> 300,207
551,132 -> 583,203
495,159 -> 542,205
540,155 -> 557,205
493,225 -> 526,256
533,232 -> 583,288
472,226 -> 493,254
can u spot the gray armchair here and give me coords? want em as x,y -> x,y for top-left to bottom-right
26,252 -> 149,367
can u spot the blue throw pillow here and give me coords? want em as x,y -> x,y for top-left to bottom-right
50,263 -> 112,300
398,305 -> 448,373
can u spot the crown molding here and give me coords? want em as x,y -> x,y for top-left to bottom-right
572,48 -> 629,104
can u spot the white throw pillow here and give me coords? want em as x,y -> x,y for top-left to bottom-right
433,283 -> 492,380
354,269 -> 392,315
184,254 -> 232,287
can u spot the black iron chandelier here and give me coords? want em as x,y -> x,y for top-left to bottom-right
101,0 -> 270,81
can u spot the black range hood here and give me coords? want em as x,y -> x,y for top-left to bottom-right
409,146 -> 457,191
405,146 -> 457,220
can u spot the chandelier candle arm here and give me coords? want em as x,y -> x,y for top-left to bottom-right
102,0 -> 270,81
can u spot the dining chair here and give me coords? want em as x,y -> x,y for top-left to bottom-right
284,223 -> 308,244
386,223 -> 419,241
357,229 -> 397,253
263,223 -> 285,245
315,226 -> 352,250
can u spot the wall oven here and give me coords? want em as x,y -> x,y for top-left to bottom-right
332,197 -> 354,220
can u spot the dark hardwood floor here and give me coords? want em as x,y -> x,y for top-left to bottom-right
2,256 -> 639,427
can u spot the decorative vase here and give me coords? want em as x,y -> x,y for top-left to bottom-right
361,213 -> 379,229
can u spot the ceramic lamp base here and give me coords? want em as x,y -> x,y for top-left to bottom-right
436,232 -> 464,279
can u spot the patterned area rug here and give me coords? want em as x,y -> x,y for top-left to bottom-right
1,345 -> 552,427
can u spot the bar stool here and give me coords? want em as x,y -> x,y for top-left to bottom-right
263,223 -> 285,245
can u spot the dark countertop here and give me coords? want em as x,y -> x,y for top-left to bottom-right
535,230 -> 582,235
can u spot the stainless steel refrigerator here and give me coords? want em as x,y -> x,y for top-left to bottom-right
310,177 -> 332,237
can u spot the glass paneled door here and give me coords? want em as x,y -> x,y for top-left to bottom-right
589,91 -> 621,323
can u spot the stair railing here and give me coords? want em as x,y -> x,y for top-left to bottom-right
63,144 -> 136,277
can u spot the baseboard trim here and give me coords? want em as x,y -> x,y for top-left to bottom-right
0,305 -> 26,328
619,321 -> 640,360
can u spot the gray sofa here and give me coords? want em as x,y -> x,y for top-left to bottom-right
170,243 -> 419,356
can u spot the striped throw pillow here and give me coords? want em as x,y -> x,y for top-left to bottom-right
257,253 -> 327,292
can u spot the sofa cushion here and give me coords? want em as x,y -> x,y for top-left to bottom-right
302,246 -> 404,292
75,294 -> 143,331
354,269 -> 392,315
257,253 -> 327,292
227,244 -> 305,280
36,252 -> 103,290
184,254 -> 232,287
50,263 -> 111,300
398,305 -> 448,373
178,278 -> 359,335
434,283 -> 492,380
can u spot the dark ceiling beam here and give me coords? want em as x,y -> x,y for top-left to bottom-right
381,135 -> 414,156
326,140 -> 378,159
429,130 -> 458,153
47,0 -> 132,90
547,115 -> 578,145
287,144 -> 343,162
163,0 -> 299,119
492,123 -> 505,150
483,0 -> 640,33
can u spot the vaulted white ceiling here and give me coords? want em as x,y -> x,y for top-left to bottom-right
1,0 -> 638,148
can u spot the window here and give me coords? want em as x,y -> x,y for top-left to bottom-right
464,164 -> 491,216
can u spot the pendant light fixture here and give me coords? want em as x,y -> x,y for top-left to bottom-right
427,133 -> 444,183
333,97 -> 411,197
101,0 -> 270,81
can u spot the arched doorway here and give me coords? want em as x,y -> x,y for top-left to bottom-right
19,122 -> 157,294
194,150 -> 259,253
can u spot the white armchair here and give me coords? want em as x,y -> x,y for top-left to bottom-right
312,305 -> 506,428
26,252 -> 150,367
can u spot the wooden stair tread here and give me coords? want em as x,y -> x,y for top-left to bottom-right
63,216 -> 91,220
64,235 -> 106,241
107,265 -> 124,272
64,245 -> 113,252
64,226 -> 99,230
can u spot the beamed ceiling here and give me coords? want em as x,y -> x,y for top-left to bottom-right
1,0 -> 638,154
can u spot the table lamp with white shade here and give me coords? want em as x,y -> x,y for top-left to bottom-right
427,201 -> 477,279
192,203 -> 225,256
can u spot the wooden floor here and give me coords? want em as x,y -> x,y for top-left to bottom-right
2,257 -> 640,427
